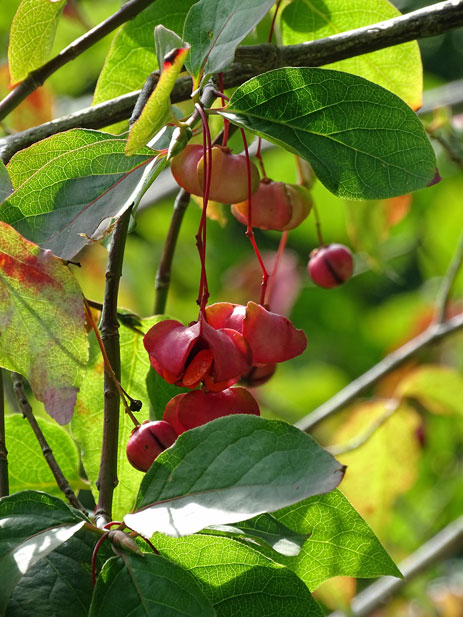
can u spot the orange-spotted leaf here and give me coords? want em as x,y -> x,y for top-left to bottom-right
395,365 -> 463,416
125,47 -> 189,156
0,222 -> 88,424
8,0 -> 66,85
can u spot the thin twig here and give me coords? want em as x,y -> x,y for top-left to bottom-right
327,399 -> 400,456
2,1 -> 463,163
329,516 -> 463,617
11,373 -> 86,512
0,0 -> 158,122
95,209 -> 132,528
295,313 -> 463,432
0,370 -> 9,497
435,233 -> 463,324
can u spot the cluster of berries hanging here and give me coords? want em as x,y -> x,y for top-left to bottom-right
126,96 -> 354,472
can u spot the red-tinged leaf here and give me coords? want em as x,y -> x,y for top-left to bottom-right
8,0 -> 66,85
0,222 -> 88,424
125,47 -> 189,156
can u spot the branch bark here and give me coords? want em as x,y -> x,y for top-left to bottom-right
94,209 -> 132,528
11,373 -> 85,512
0,370 -> 8,497
2,1 -> 463,163
329,516 -> 463,617
0,0 -> 158,122
295,312 -> 463,432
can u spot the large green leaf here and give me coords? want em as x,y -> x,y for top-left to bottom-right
93,0 -> 196,126
0,222 -> 87,424
1,129 -> 155,260
0,491 -> 86,615
8,0 -> 66,84
183,0 -> 276,85
125,415 -> 345,537
5,415 -> 85,495
6,527 -> 111,617
71,318 -> 163,520
89,554 -> 216,617
270,489 -> 402,589
280,0 -> 422,110
221,67 -> 437,200
154,533 -> 324,616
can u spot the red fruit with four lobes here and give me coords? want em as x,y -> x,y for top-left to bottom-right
170,144 -> 203,196
163,387 -> 260,435
308,244 -> 354,289
231,180 -> 312,231
126,420 -> 178,472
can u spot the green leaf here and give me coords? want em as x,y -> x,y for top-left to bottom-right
155,25 -> 185,68
71,318 -> 164,520
146,366 -> 192,421
205,513 -> 309,556
221,67 -> 437,200
89,553 -> 216,617
93,0 -> 196,130
0,491 -> 86,615
183,0 -> 276,86
396,365 -> 463,416
8,0 -> 66,84
269,489 -> 402,590
5,415 -> 85,495
154,533 -> 324,616
126,47 -> 189,156
280,0 -> 422,110
125,415 -> 345,537
0,161 -> 13,202
6,527 -> 111,617
1,129 -> 156,260
0,222 -> 88,424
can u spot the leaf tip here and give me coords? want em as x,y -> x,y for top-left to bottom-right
427,168 -> 442,187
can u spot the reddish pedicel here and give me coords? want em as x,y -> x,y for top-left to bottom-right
308,244 -> 354,289
126,420 -> 178,472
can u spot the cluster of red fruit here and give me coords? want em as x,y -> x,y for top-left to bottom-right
127,301 -> 307,471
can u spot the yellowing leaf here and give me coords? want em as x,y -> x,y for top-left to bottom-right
125,47 -> 189,156
8,0 -> 66,84
280,0 -> 422,110
331,401 -> 421,533
396,365 -> 463,416
0,222 -> 88,424
313,577 -> 356,610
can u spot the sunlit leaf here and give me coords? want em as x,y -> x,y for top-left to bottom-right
154,533 -> 324,616
396,365 -> 463,416
89,554 -> 216,617
5,415 -> 85,495
222,68 -> 437,200
184,0 -> 276,86
154,25 -> 185,68
313,577 -> 356,611
71,318 -> 163,520
126,47 -> 189,156
280,0 -> 422,110
1,129 -> 155,260
0,491 -> 86,615
8,0 -> 66,84
125,415 -> 345,537
330,401 -> 421,533
0,222 -> 87,424
0,160 -> 12,202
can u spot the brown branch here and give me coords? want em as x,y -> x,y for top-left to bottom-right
329,516 -> 463,617
295,313 -> 463,433
0,0 -> 158,122
2,1 -> 463,163
11,373 -> 86,512
94,208 -> 132,528
0,370 -> 8,497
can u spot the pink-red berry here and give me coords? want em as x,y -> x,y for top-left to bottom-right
126,420 -> 178,472
308,244 -> 353,289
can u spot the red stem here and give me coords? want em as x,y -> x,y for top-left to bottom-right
195,103 -> 213,313
218,73 -> 230,147
91,531 -> 110,586
266,230 -> 288,308
240,128 -> 269,305
268,0 -> 282,43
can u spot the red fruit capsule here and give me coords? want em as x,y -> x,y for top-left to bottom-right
170,144 -> 204,196
308,244 -> 353,289
126,420 -> 178,472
